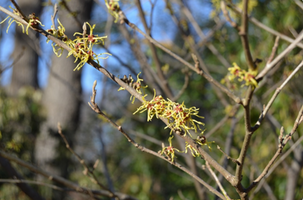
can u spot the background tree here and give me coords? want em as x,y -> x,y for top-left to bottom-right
1,0 -> 303,200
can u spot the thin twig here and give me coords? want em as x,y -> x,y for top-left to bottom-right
181,2 -> 231,69
135,0 -> 173,99
253,60 -> 303,131
51,3 -> 58,29
206,162 -> 231,200
252,134 -> 303,194
220,0 -> 240,31
217,145 -> 239,165
88,81 -> 226,200
228,2 -> 303,49
10,0 -> 28,21
0,5 -> 235,190
266,36 -> 280,65
257,32 -> 303,80
246,105 -> 303,192
119,10 -> 242,104
0,150 -> 136,200
0,47 -> 25,75
239,0 -> 255,70
0,179 -> 65,191
172,69 -> 190,101
57,123 -> 114,197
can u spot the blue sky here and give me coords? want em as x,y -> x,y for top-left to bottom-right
0,0 -> 210,96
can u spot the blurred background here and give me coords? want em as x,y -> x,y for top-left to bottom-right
0,0 -> 303,199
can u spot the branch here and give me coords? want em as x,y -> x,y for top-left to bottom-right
0,179 -> 65,192
0,157 -> 45,200
252,134 -> 303,194
119,10 -> 242,104
1,3 -> 234,191
266,36 -> 280,65
239,0 -> 255,70
246,105 -> 303,192
256,31 -> 303,80
135,0 -> 174,99
206,162 -> 231,200
57,123 -> 114,195
88,81 -> 226,199
0,150 -> 137,200
228,2 -> 303,49
253,60 -> 303,131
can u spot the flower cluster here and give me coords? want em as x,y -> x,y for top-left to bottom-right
159,136 -> 182,163
118,72 -> 148,103
134,90 -> 204,137
46,20 -> 111,71
46,19 -> 70,57
0,7 -> 43,35
105,0 -> 120,23
227,62 -> 258,88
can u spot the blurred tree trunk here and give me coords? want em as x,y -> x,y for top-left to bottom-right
8,0 -> 42,95
34,0 -> 93,198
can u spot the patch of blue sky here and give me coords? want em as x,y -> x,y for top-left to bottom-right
0,0 -> 212,94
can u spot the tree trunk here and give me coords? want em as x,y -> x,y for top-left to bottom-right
8,0 -> 42,95
34,0 -> 93,198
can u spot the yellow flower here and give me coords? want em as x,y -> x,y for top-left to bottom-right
105,0 -> 120,23
133,90 -> 205,137
185,142 -> 200,157
242,70 -> 258,88
228,62 -> 243,81
160,136 -> 182,162
227,62 -> 258,88
26,13 -> 44,35
118,72 -> 148,103
0,6 -> 25,33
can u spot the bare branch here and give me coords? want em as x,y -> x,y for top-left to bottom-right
0,150 -> 136,200
118,10 -> 241,104
228,3 -> 303,49
246,105 -> 303,192
57,123 -> 113,196
257,32 -> 303,80
206,162 -> 231,200
239,0 -> 255,70
220,0 -> 240,31
51,3 -> 58,29
266,36 -> 280,65
135,0 -> 173,98
253,60 -> 303,131
252,134 -> 303,194
88,82 -> 226,199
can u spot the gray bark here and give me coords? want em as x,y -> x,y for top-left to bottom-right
8,0 -> 42,95
34,0 -> 93,198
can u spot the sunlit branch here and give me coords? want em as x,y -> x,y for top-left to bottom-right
256,32 -> 303,80
239,0 -> 255,71
206,162 -> 231,200
118,10 -> 242,104
88,81 -> 226,200
228,2 -> 303,49
253,60 -> 303,131
135,0 -> 174,99
246,106 -> 303,192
